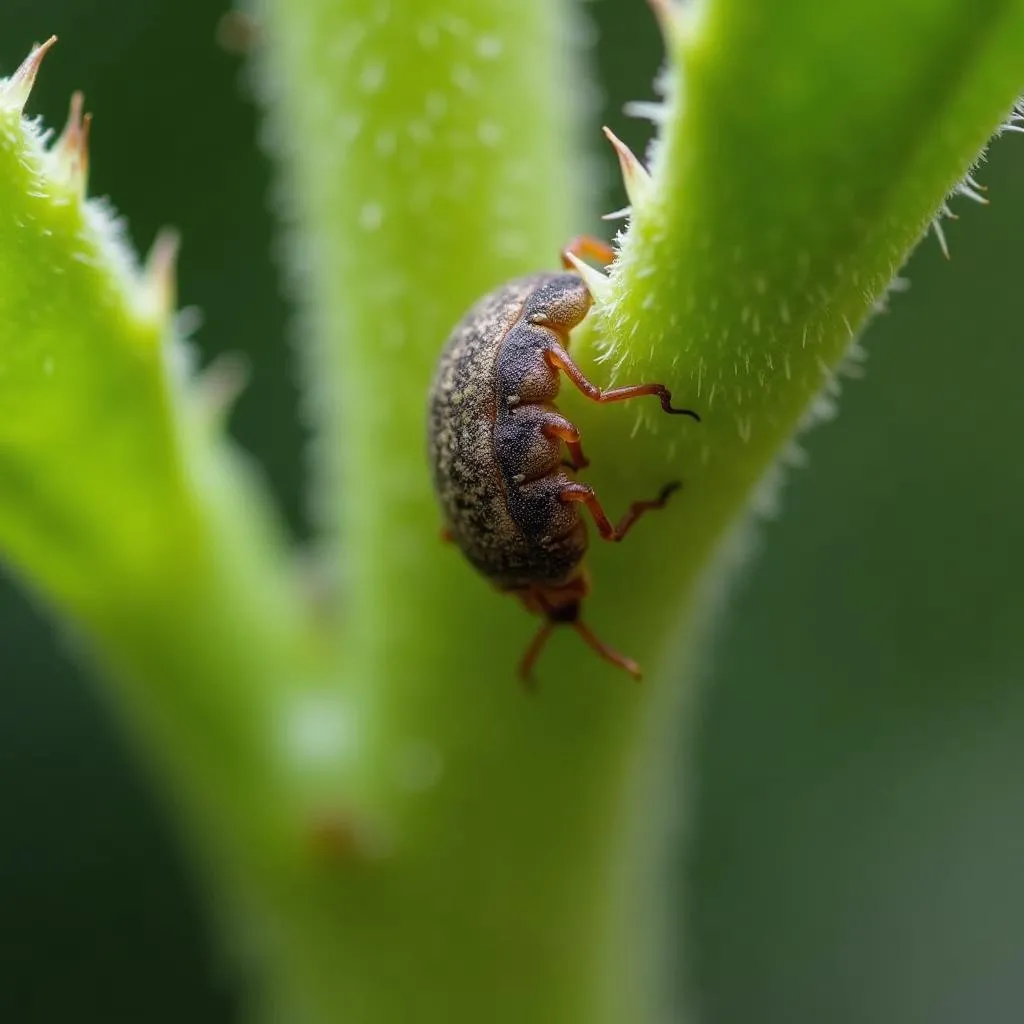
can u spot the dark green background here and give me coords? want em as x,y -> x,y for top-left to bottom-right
1,3 -> 1022,1022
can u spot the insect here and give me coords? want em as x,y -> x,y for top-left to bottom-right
428,235 -> 699,685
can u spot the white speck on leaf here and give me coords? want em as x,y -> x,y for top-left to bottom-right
477,121 -> 502,147
283,694 -> 355,766
475,35 -> 504,60
450,64 -> 478,92
359,61 -> 386,95
417,23 -> 439,48
408,120 -> 432,144
496,230 -> 528,257
425,92 -> 448,119
337,114 -> 362,142
359,202 -> 383,232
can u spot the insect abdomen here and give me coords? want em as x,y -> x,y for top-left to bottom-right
428,273 -> 588,589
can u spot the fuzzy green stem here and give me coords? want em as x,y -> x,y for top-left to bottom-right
0,50 -> 337,1014
255,0 -> 1024,1021
251,0 -> 632,1020
579,0 -> 1024,572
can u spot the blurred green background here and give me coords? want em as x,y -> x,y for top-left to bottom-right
1,2 -> 1022,1022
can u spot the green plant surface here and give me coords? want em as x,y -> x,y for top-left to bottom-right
252,0 -> 1024,1021
0,0 -> 1021,1022
0,34 -> 331,964
576,0 -> 1024,583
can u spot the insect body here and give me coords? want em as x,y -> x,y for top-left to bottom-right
428,237 -> 698,685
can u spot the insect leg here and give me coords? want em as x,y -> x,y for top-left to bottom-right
571,619 -> 641,680
545,344 -> 700,421
558,480 -> 681,542
540,412 -> 589,470
560,235 -> 616,270
518,620 -> 555,689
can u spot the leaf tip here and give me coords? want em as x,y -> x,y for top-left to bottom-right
1000,99 -> 1023,135
51,90 -> 91,194
195,352 -> 250,429
564,251 -> 612,304
646,0 -> 682,45
601,205 -> 632,222
931,216 -> 951,260
602,125 -> 651,209
143,227 -> 182,319
215,11 -> 263,56
2,35 -> 58,113
955,173 -> 989,206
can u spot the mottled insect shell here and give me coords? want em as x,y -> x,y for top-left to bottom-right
428,271 -> 593,592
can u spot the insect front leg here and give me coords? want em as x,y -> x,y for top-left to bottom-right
545,344 -> 700,421
560,235 -> 616,270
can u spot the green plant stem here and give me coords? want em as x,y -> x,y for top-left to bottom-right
0,58 -> 333,1013
252,0 -> 670,1020
579,0 -> 1024,570
255,1 -> 1024,1022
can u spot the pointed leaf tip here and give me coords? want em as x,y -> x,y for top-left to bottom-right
602,126 -> 652,209
563,251 -> 612,303
931,217 -> 951,260
216,11 -> 264,56
646,0 -> 680,43
3,36 -> 58,113
52,91 -> 91,193
195,353 -> 250,428
144,227 -> 182,319
602,205 -> 632,222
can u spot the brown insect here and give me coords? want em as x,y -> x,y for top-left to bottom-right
428,236 -> 699,685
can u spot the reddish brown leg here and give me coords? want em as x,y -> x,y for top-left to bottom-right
440,526 -> 454,543
561,235 -> 616,270
518,620 -> 555,690
546,343 -> 700,421
572,620 -> 642,680
559,480 -> 680,542
518,611 -> 642,684
542,415 -> 590,470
